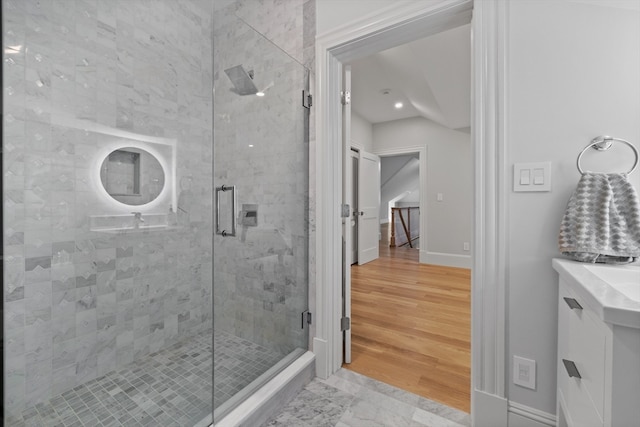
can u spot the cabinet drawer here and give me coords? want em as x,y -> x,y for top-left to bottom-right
558,282 -> 607,423
558,385 -> 602,427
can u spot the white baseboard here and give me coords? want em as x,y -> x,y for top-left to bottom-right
508,401 -> 556,427
423,251 -> 472,268
473,389 -> 508,427
313,337 -> 329,379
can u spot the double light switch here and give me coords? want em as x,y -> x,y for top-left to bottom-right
513,162 -> 551,192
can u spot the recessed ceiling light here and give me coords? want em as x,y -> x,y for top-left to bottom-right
394,102 -> 403,109
256,91 -> 265,97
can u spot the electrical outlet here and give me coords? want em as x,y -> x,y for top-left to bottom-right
513,356 -> 536,390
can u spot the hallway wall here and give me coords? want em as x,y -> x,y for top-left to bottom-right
373,117 -> 471,260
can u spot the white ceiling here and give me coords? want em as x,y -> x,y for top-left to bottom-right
349,23 -> 471,130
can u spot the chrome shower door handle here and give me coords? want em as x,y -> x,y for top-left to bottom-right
215,184 -> 237,237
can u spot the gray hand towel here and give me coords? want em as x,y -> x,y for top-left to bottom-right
558,172 -> 640,264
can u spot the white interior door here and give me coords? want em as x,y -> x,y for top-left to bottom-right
357,150 -> 381,265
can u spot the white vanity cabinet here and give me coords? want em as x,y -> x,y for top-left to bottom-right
554,259 -> 640,427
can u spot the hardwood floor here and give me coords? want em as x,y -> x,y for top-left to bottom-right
346,245 -> 471,413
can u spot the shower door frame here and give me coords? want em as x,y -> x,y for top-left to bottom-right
314,0 -> 510,424
0,12 -> 4,420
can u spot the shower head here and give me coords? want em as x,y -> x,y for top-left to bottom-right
224,65 -> 259,95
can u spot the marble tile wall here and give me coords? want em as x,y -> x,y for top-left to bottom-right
3,0 -> 213,418
212,0 -> 315,357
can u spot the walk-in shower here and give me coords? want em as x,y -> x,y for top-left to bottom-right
2,0 -> 313,425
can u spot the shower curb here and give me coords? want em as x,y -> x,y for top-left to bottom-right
214,351 -> 316,427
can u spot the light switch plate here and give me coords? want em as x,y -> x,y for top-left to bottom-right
513,162 -> 551,192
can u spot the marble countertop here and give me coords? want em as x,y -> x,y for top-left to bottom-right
553,258 -> 640,329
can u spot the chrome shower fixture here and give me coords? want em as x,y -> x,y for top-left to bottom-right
224,65 -> 259,95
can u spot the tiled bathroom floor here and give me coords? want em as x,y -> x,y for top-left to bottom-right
7,330 -> 213,427
8,329 -> 470,427
262,368 -> 471,427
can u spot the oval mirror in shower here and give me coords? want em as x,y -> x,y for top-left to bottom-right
99,147 -> 165,206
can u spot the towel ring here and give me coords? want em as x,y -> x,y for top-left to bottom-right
576,136 -> 639,175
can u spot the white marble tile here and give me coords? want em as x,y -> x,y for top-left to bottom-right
319,374 -> 362,396
51,314 -> 75,343
24,359 -> 52,406
5,356 -> 26,414
339,398 -> 416,427
263,368 -> 470,427
75,308 -> 97,337
412,408 -> 468,427
52,339 -> 76,370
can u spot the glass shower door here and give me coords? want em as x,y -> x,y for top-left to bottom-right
212,4 -> 310,421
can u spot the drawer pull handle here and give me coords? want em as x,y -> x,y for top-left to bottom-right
562,359 -> 582,379
563,297 -> 582,310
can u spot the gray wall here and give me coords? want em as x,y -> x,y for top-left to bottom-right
506,0 -> 640,415
373,117 -> 472,258
379,156 -> 420,223
351,112 -> 373,152
3,0 -> 213,416
212,0 -> 315,355
381,155 -> 417,187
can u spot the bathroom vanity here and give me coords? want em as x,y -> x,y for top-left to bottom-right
553,259 -> 640,427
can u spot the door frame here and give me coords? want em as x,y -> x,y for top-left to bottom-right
313,0 -> 510,424
375,146 -> 427,263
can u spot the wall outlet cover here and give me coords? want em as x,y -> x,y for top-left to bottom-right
513,355 -> 536,390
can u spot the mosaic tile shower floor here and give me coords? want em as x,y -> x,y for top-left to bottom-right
213,330 -> 285,409
6,329 -> 286,427
7,330 -> 211,427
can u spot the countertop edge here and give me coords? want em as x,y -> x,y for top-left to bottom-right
552,258 -> 640,329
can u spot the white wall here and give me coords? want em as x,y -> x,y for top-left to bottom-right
380,157 -> 420,223
317,0 -> 397,35
381,155 -> 416,186
373,117 -> 472,258
506,0 -> 640,416
351,111 -> 374,152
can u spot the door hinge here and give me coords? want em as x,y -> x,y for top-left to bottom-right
301,310 -> 312,328
340,317 -> 351,331
341,91 -> 351,105
302,90 -> 312,109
